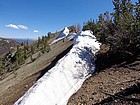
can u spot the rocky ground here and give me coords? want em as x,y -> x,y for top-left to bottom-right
68,65 -> 140,105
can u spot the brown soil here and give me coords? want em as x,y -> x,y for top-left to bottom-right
0,39 -> 73,105
67,52 -> 140,105
68,66 -> 140,105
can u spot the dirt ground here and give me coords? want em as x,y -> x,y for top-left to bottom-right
68,55 -> 140,105
0,39 -> 73,105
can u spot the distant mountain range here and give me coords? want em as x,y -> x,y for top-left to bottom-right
0,37 -> 19,55
13,38 -> 36,44
0,37 -> 36,56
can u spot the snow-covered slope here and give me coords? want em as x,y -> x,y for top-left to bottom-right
14,30 -> 101,105
51,27 -> 69,44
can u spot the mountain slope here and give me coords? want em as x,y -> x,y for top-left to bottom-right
0,37 -> 19,55
14,30 -> 101,105
0,39 -> 73,105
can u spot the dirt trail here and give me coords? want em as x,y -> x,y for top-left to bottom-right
0,40 -> 73,105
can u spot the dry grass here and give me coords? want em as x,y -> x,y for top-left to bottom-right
0,39 -> 73,105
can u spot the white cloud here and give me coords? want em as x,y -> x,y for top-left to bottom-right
5,24 -> 19,29
5,24 -> 28,30
18,25 -> 28,30
33,30 -> 39,33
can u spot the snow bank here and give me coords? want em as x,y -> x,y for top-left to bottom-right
51,27 -> 69,44
66,33 -> 76,40
14,30 -> 101,105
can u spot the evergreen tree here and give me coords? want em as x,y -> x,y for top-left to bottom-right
47,32 -> 51,38
0,57 -> 3,75
15,45 -> 20,66
37,37 -> 41,48
31,45 -> 35,54
23,43 -> 27,59
82,19 -> 96,34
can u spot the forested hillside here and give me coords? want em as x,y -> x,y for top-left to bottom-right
0,33 -> 54,77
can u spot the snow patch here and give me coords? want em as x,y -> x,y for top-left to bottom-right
14,30 -> 101,105
51,27 -> 69,44
66,33 -> 76,40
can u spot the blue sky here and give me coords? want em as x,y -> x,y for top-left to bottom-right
0,0 -> 138,39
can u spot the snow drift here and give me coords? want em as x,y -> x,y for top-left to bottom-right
14,30 -> 101,105
66,33 -> 76,40
51,27 -> 69,44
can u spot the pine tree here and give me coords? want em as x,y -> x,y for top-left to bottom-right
23,43 -> 27,59
15,45 -> 20,66
112,0 -> 120,24
31,45 -> 35,54
82,18 -> 96,34
37,37 -> 41,48
47,32 -> 51,38
0,57 -> 3,75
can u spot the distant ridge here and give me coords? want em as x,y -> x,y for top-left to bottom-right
0,37 -> 19,55
13,38 -> 36,44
